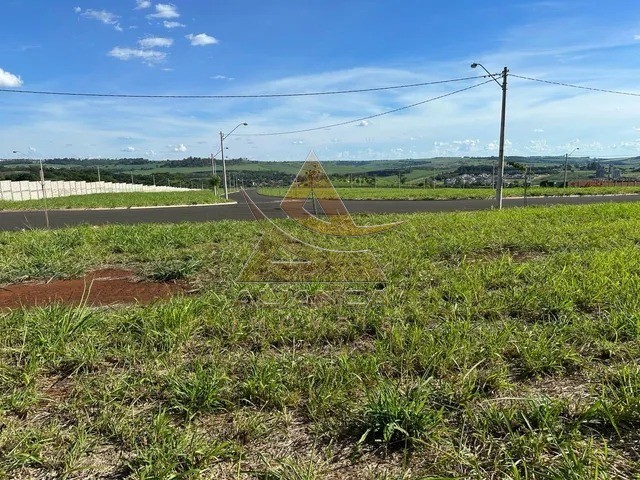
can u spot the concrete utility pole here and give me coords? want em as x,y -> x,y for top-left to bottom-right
471,63 -> 508,209
563,148 -> 579,188
13,150 -> 49,228
219,122 -> 248,199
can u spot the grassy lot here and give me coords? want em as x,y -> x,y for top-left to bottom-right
0,191 -> 228,211
259,185 -> 640,200
1,202 -> 640,478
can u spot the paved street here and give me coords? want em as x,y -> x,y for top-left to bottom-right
0,190 -> 639,230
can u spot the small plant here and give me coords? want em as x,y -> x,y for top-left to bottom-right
240,357 -> 294,410
358,379 -> 443,448
165,361 -> 230,417
146,257 -> 201,281
585,365 -> 640,434
127,410 -> 238,479
252,455 -> 327,480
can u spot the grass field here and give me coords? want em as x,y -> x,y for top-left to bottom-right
0,191 -> 228,211
259,185 -> 640,200
1,202 -> 640,478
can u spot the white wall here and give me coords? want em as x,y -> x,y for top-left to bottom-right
0,180 -> 197,201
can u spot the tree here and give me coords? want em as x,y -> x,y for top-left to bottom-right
208,175 -> 221,195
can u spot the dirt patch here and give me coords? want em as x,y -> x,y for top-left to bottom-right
0,268 -> 189,309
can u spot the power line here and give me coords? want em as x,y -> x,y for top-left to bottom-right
510,74 -> 640,97
0,75 -> 491,99
235,80 -> 494,137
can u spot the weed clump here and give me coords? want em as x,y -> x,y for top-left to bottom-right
357,379 -> 443,448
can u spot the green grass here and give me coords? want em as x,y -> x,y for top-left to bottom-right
1,202 -> 640,477
259,185 -> 640,200
0,191 -> 228,211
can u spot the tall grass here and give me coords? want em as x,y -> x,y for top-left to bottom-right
259,185 -> 640,200
0,202 -> 640,477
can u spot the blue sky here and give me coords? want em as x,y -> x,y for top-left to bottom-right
1,0 -> 640,161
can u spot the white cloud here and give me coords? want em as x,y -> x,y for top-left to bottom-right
0,68 -> 23,87
169,143 -> 187,152
356,120 -> 370,127
533,128 -> 544,133
163,21 -> 185,28
135,0 -> 151,9
82,9 -> 119,26
80,9 -> 123,31
108,47 -> 166,63
148,3 -> 180,18
292,140 -> 304,145
138,37 -> 173,48
122,146 -> 136,152
635,34 -> 640,40
211,75 -> 234,80
186,33 -> 218,46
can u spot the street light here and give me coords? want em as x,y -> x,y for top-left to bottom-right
210,146 -> 228,196
220,122 -> 248,199
12,149 -> 49,228
471,62 -> 509,209
563,147 -> 579,188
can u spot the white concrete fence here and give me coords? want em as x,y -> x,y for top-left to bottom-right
0,180 -> 197,202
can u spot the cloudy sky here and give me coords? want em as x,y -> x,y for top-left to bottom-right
1,0 -> 640,161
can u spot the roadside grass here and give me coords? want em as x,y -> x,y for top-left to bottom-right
0,190 -> 228,211
1,202 -> 640,477
258,185 -> 640,200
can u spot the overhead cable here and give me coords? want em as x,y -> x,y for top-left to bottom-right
0,75 -> 491,99
235,80 -> 494,137
510,74 -> 640,97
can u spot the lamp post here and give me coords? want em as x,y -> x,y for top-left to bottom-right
219,122 -> 248,199
13,149 -> 49,228
563,147 -> 579,188
471,62 -> 508,209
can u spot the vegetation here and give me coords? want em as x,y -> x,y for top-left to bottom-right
5,155 -> 640,188
1,201 -> 640,477
0,191 -> 229,211
259,185 -> 640,200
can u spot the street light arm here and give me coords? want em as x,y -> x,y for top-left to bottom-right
222,122 -> 248,141
470,63 -> 503,88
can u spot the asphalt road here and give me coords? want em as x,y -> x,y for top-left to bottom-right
1,190 -> 640,231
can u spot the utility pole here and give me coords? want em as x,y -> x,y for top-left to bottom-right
219,122 -> 247,199
220,131 -> 228,199
12,150 -> 49,228
38,158 -> 49,227
524,165 -> 529,206
563,148 -> 579,188
471,63 -> 508,209
496,67 -> 508,209
492,161 -> 496,189
97,165 -> 101,182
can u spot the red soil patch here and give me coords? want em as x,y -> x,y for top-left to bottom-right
0,268 -> 188,309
